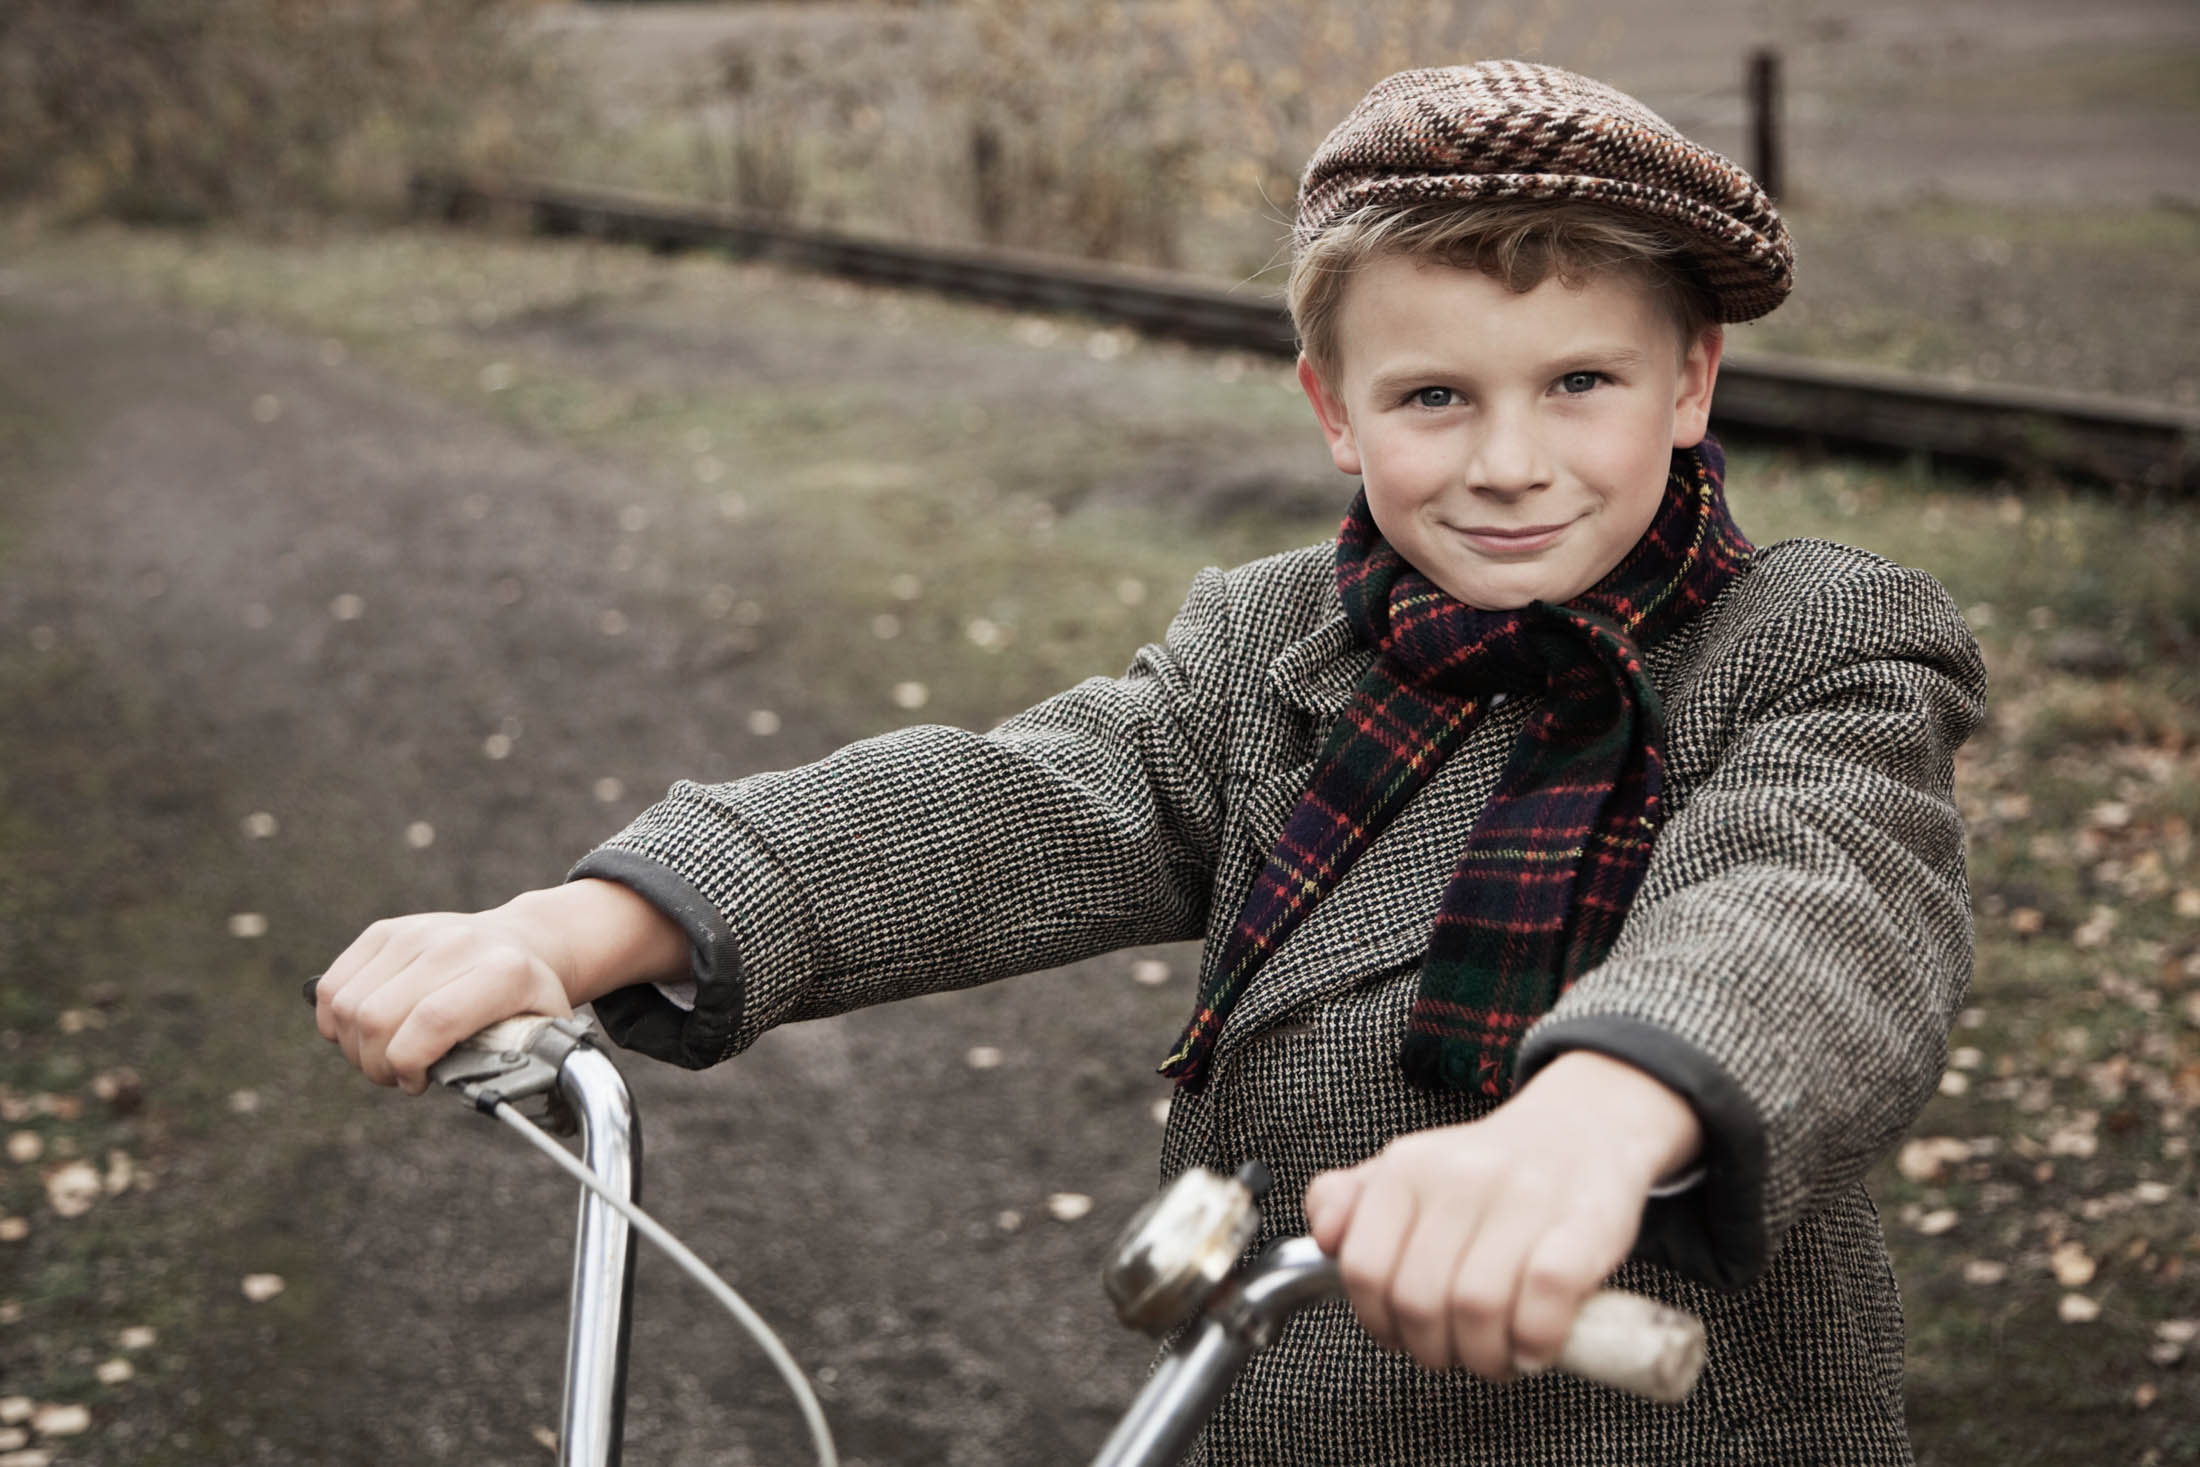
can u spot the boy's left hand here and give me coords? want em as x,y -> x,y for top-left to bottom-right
1302,1050 -> 1701,1380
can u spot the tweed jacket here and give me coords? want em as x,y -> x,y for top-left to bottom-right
577,533 -> 1987,1465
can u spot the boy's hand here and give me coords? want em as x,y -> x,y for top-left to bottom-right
314,879 -> 688,1095
1302,1051 -> 1700,1380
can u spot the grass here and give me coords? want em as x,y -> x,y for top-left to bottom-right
5,218 -> 2199,1461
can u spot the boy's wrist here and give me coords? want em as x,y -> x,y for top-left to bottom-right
1511,1049 -> 1704,1189
496,879 -> 691,1008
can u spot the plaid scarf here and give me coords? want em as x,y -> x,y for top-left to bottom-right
1160,438 -> 1751,1096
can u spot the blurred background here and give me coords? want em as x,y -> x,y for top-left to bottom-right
1,2 -> 2196,1464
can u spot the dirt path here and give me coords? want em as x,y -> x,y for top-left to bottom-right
0,272 -> 1225,1465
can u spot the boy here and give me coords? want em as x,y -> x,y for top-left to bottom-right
318,62 -> 1985,1462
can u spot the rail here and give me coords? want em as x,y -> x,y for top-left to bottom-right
408,170 -> 2199,495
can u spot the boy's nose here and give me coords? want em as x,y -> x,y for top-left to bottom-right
1464,411 -> 1553,498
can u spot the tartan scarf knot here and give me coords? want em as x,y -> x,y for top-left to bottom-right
1161,438 -> 1751,1095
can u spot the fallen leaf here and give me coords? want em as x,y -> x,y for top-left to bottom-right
2074,906 -> 2120,949
964,1046 -> 1003,1071
0,1429 -> 22,1452
2156,1319 -> 2199,1344
1129,960 -> 1172,987
117,1326 -> 155,1351
44,1162 -> 99,1218
1950,1047 -> 1984,1071
1962,1259 -> 2008,1285
2058,1293 -> 2102,1324
228,1089 -> 261,1115
0,1401 -> 26,1427
1897,1137 -> 1972,1183
2135,1181 -> 2173,1204
227,913 -> 268,939
2088,801 -> 2133,830
2008,907 -> 2044,935
1046,1192 -> 1094,1222
0,1219 -> 27,1243
240,1274 -> 285,1303
2149,1340 -> 2185,1367
531,1425 -> 558,1453
93,1360 -> 131,1386
996,1210 -> 1023,1233
0,1447 -> 52,1467
102,1152 -> 133,1195
5,1133 -> 40,1165
1914,1208 -> 1959,1236
2051,1241 -> 2097,1287
1938,1071 -> 1971,1097
2175,888 -> 2200,920
28,1403 -> 87,1436
90,1070 -> 142,1113
2134,1382 -> 2158,1410
404,822 -> 436,850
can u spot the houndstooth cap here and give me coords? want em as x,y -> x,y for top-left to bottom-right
1297,61 -> 1794,322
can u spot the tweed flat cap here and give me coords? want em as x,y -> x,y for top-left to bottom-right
1297,61 -> 1794,322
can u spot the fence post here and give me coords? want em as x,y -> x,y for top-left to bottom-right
1747,48 -> 1783,201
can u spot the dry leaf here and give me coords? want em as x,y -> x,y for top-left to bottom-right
1962,1259 -> 2008,1285
2074,906 -> 2120,949
93,1359 -> 132,1386
1938,1071 -> 1971,1097
996,1210 -> 1023,1233
1129,960 -> 1172,987
5,1133 -> 40,1165
2008,907 -> 2044,935
0,1218 -> 27,1243
1914,1208 -> 1959,1236
964,1046 -> 1003,1071
117,1326 -> 155,1351
240,1274 -> 285,1303
2174,888 -> 2200,920
44,1162 -> 99,1219
2156,1319 -> 2199,1344
28,1403 -> 87,1436
2133,1382 -> 2158,1410
0,1448 -> 53,1467
102,1152 -> 133,1196
531,1425 -> 558,1453
2088,801 -> 2133,830
0,1403 -> 25,1428
0,1429 -> 24,1452
1897,1137 -> 1972,1183
2058,1293 -> 2102,1324
2135,1181 -> 2173,1204
1046,1192 -> 1094,1222
1950,1047 -> 1984,1071
228,1089 -> 261,1115
2050,1241 -> 2097,1288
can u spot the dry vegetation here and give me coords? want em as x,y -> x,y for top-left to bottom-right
0,0 -> 554,224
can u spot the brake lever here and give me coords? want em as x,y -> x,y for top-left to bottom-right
300,975 -> 594,1135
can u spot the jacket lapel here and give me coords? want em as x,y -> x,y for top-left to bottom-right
1207,610 -> 1528,1073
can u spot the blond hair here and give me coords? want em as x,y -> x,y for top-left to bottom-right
1289,200 -> 1722,386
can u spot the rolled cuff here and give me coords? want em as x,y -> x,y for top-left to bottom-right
566,848 -> 742,1070
1514,1015 -> 1769,1292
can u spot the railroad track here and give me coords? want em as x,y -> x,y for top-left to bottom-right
411,170 -> 2198,495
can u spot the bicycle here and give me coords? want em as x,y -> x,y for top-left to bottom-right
303,982 -> 1705,1467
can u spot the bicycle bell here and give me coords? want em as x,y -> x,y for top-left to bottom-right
1103,1161 -> 1272,1336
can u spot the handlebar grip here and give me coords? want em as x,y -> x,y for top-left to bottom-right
1546,1288 -> 1705,1404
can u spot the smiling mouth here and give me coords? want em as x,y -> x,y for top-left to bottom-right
1451,522 -> 1572,554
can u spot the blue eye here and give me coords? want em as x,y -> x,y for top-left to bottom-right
1413,387 -> 1457,408
1559,371 -> 1603,395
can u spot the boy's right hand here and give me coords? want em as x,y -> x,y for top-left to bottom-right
314,879 -> 690,1095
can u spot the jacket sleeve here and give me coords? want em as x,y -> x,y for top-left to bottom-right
1513,555 -> 1988,1291
568,568 -> 1238,1069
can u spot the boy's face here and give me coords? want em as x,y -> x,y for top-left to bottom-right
1299,255 -> 1721,611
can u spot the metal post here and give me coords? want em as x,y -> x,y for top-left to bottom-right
1748,48 -> 1783,201
556,1046 -> 642,1467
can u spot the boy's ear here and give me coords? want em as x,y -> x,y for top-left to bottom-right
1297,355 -> 1362,476
1671,325 -> 1725,449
